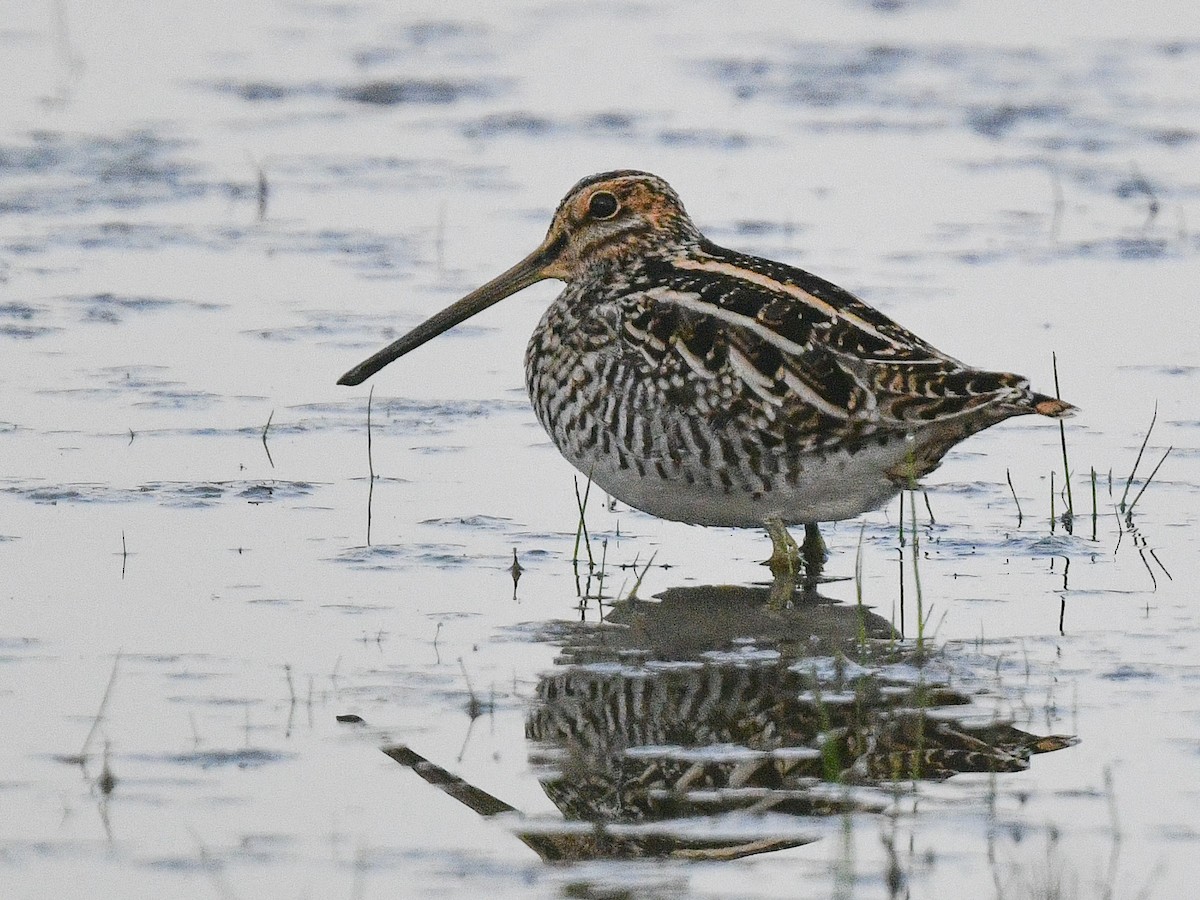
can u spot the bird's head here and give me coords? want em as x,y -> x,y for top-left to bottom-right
338,170 -> 699,386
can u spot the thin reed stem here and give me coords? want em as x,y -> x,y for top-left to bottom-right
1126,447 -> 1172,520
1053,353 -> 1073,532
1049,471 -> 1056,533
910,489 -> 925,655
366,387 -> 375,546
1090,467 -> 1098,541
854,524 -> 867,653
572,476 -> 595,567
1120,404 -> 1157,512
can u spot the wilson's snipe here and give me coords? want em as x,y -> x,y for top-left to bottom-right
339,171 -> 1074,579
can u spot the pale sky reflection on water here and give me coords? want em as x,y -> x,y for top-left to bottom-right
0,1 -> 1197,897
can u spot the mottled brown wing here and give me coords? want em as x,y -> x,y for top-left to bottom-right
634,244 -> 1035,431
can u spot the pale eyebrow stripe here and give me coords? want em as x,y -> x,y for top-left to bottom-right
671,255 -> 898,347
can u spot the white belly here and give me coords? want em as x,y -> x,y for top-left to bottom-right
560,435 -> 914,528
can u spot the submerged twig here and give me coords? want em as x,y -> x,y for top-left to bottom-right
98,740 -> 117,796
458,658 -> 487,720
261,410 -> 275,468
1006,468 -> 1024,526
366,386 -> 375,547
78,651 -> 122,767
510,549 -> 523,602
189,828 -> 241,900
510,548 -> 523,591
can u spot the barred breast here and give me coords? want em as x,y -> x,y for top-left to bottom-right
524,279 -> 913,528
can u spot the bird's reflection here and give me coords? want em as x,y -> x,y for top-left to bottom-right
384,584 -> 1075,862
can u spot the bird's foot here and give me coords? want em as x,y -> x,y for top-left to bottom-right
764,519 -> 827,608
800,523 -> 827,577
764,516 -> 801,579
764,519 -> 826,578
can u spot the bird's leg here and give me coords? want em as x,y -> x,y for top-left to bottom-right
768,570 -> 796,609
764,515 -> 801,579
765,519 -> 828,606
800,523 -> 827,579
765,517 -> 827,580
765,517 -> 797,609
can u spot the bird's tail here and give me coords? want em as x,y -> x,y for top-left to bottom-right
1031,393 -> 1077,418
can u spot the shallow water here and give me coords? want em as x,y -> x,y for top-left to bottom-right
1,1 -> 1198,897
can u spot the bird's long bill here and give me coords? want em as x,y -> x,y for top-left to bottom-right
337,237 -> 561,386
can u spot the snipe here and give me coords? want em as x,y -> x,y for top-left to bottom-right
339,171 -> 1074,583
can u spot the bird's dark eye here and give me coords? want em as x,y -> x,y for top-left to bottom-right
587,191 -> 619,219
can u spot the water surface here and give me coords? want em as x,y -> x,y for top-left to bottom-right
1,1 -> 1197,897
